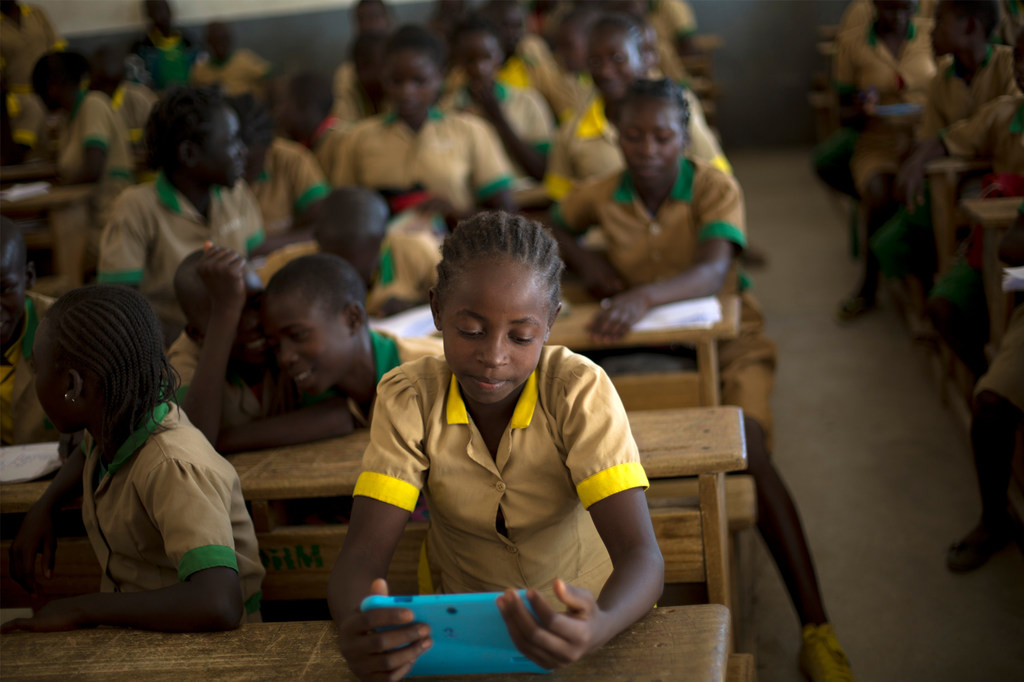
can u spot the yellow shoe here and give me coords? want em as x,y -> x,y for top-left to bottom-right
799,623 -> 856,682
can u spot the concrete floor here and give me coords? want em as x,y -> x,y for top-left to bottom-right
730,149 -> 1024,682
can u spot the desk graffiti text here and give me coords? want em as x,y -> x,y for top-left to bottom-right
260,545 -> 324,571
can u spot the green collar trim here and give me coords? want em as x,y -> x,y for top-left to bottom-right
493,81 -> 509,102
369,329 -> 401,382
100,402 -> 171,480
378,242 -> 395,285
70,89 -> 87,121
155,172 -> 182,213
21,297 -> 38,359
1011,102 -> 1024,134
383,106 -> 444,126
256,169 -> 270,183
613,157 -> 694,205
948,44 -> 994,79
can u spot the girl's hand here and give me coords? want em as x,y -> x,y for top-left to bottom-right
337,579 -> 433,682
497,579 -> 610,670
0,596 -> 85,633
8,503 -> 57,595
587,289 -> 651,343
197,245 -> 248,318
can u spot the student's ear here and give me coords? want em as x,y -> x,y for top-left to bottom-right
64,368 -> 84,404
428,288 -> 442,331
343,301 -> 367,331
24,261 -> 36,291
544,301 -> 562,341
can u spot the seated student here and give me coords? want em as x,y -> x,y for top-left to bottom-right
0,1 -> 65,96
543,12 -> 728,203
228,94 -> 328,245
549,79 -> 855,682
33,51 -> 135,279
328,213 -> 663,679
4,285 -> 264,632
333,31 -> 389,124
352,0 -> 393,35
447,13 -> 555,184
97,87 -> 265,345
947,203 -> 1024,571
260,187 -> 441,317
610,0 -> 697,84
334,25 -> 517,228
278,70 -> 347,185
833,0 -> 936,321
481,0 -> 560,95
262,253 -> 442,432
1,68 -> 48,165
190,21 -> 271,98
0,219 -> 58,446
131,0 -> 197,92
540,4 -> 598,123
996,0 -> 1024,45
90,46 -> 159,157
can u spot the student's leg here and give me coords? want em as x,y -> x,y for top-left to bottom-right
925,297 -> 989,380
855,173 -> 897,306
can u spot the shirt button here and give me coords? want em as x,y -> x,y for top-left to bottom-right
650,222 -> 661,235
505,544 -> 518,554
495,481 -> 506,492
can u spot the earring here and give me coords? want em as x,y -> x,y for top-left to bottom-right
64,391 -> 76,404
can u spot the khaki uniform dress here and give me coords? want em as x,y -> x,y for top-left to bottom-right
555,157 -> 778,442
5,91 -> 47,159
0,4 -> 65,93
940,94 -> 1024,174
353,346 -> 650,603
1,292 -> 58,445
310,116 -> 347,186
332,61 -> 383,123
112,81 -> 158,153
251,137 -> 330,235
920,45 -> 1017,140
81,403 -> 265,621
646,0 -> 698,85
190,49 -> 271,97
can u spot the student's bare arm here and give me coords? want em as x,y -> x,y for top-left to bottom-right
545,222 -> 625,300
0,566 -> 244,633
895,137 -> 947,210
498,487 -> 663,669
9,447 -> 86,594
998,209 -> 1024,266
61,147 -> 107,185
468,80 -> 547,181
215,397 -> 356,453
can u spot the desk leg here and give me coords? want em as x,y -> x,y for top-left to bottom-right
981,226 -> 1011,354
699,471 -> 731,613
697,340 -> 720,406
928,172 -> 957,277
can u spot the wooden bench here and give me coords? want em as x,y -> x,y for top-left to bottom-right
926,157 -> 992,277
0,603 -> 731,682
961,197 -> 1019,352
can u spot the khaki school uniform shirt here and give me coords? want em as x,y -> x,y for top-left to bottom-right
97,173 -> 265,331
112,81 -> 158,151
312,118 -> 347,186
334,109 -> 514,214
252,137 -> 330,235
833,19 -> 935,110
81,404 -> 264,618
920,45 -> 1017,140
941,95 -> 1024,175
543,92 -> 729,201
190,49 -> 271,97
0,4 -> 64,92
1,292 -> 58,446
332,61 -> 383,123
353,346 -> 649,602
5,91 -> 47,158
997,0 -> 1024,45
838,0 -> 937,36
647,0 -> 698,84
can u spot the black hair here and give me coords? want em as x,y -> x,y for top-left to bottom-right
0,216 -> 26,268
226,93 -> 273,148
620,77 -> 691,130
435,211 -> 563,315
313,187 -> 390,250
351,30 -> 389,63
589,12 -> 645,49
451,13 -> 502,47
46,285 -> 178,452
31,51 -> 90,100
385,24 -> 447,70
287,70 -> 334,120
265,253 -> 367,313
145,86 -> 226,170
943,0 -> 999,37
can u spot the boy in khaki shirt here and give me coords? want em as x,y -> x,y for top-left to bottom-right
280,70 -> 347,184
191,22 -> 271,98
0,2 -> 64,93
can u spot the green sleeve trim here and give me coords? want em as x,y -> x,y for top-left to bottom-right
698,221 -> 747,249
108,168 -> 134,181
83,136 -> 108,151
294,182 -> 329,214
675,27 -> 698,39
834,82 -> 857,96
177,544 -> 238,581
739,271 -> 753,292
531,140 -> 551,156
476,175 -> 514,200
97,269 -> 144,284
245,231 -> 266,254
244,591 -> 262,615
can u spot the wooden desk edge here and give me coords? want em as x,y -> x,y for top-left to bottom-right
960,197 -> 1020,228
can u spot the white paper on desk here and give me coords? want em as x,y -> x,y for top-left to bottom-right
631,296 -> 723,331
0,442 -> 61,484
369,305 -> 437,338
1003,266 -> 1024,292
0,182 -> 50,202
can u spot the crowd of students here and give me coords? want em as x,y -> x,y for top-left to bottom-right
1,1 -> 1022,681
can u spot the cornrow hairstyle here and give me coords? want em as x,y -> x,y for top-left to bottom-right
265,253 -> 368,314
226,93 -> 274,148
145,86 -> 225,171
45,285 -> 178,453
589,12 -> 645,51
451,12 -> 502,48
620,77 -> 691,132
386,24 -> 447,70
435,211 -> 564,316
31,51 -> 90,101
945,0 -> 999,37
287,70 -> 334,120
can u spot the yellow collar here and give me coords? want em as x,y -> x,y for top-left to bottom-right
446,371 -> 538,429
496,55 -> 532,90
576,96 -> 610,140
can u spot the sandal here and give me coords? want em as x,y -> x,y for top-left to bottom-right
946,522 -> 1013,572
835,295 -> 875,323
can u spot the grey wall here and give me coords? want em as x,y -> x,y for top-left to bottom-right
65,1 -> 852,150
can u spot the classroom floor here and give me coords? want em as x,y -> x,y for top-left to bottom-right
730,149 -> 1024,682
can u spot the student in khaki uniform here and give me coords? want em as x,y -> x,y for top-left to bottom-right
33,52 -> 135,278
0,1 -> 64,94
5,286 -> 264,632
190,22 -> 271,98
0,220 -> 58,446
447,14 -> 555,185
548,80 -> 855,682
335,25 -> 517,227
90,46 -> 159,156
1,84 -> 47,165
97,87 -> 264,344
131,0 -> 197,92
229,94 -> 328,243
333,32 -> 388,124
538,4 -> 598,123
947,204 -> 1024,571
481,0 -> 560,96
328,213 -> 662,678
544,12 -> 728,202
610,0 -> 696,85
996,0 -> 1024,44
263,253 -> 442,435
280,70 -> 347,184
833,0 -> 936,319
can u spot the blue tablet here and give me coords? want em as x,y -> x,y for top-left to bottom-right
360,592 -> 550,676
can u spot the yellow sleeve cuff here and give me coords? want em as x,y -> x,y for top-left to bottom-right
12,129 -> 37,148
354,471 -> 420,512
576,462 -> 650,509
711,155 -> 733,176
544,173 -> 573,201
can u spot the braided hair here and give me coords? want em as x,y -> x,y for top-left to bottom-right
620,77 -> 691,132
145,86 -> 225,171
435,211 -> 564,316
45,285 -> 178,452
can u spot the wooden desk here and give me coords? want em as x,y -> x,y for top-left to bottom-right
547,296 -> 740,409
961,197 -> 1019,352
0,161 -> 56,185
926,157 -> 991,276
0,604 -> 730,682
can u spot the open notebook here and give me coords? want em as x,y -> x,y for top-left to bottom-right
0,442 -> 62,484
